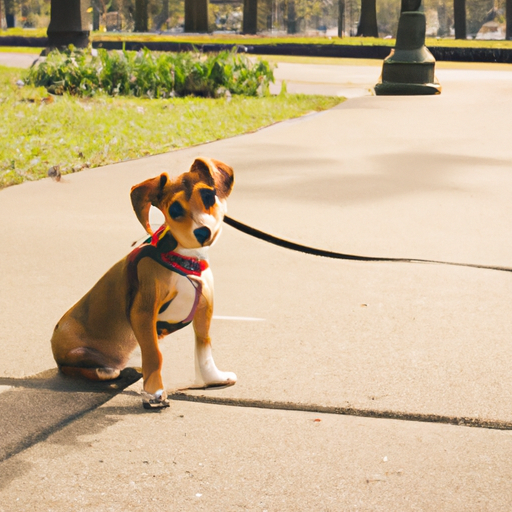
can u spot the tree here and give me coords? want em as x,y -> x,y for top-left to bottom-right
134,0 -> 148,31
357,0 -> 378,36
466,0 -> 494,36
47,0 -> 92,49
184,0 -> 209,32
376,0 -> 400,37
508,0 -> 512,39
4,0 -> 15,27
153,0 -> 170,30
284,0 -> 333,34
243,0 -> 258,33
287,0 -> 297,32
436,0 -> 452,37
453,0 -> 466,38
338,0 -> 345,36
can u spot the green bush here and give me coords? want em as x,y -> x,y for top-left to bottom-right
24,46 -> 275,98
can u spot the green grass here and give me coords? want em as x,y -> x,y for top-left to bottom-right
0,65 -> 344,188
0,28 -> 47,37
0,46 -> 43,53
2,27 -> 512,49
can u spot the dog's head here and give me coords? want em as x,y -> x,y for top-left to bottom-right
130,157 -> 234,249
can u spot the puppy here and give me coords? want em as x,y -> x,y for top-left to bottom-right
51,157 -> 237,409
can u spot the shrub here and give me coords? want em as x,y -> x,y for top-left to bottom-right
24,46 -> 275,98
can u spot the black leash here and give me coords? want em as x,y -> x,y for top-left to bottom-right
223,215 -> 512,274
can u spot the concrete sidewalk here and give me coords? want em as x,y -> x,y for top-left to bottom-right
2,56 -> 512,510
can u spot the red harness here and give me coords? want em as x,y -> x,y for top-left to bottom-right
127,225 -> 209,335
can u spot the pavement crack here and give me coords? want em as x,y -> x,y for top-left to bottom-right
169,392 -> 512,431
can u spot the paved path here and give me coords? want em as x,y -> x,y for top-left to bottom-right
2,52 -> 512,510
0,51 -> 41,68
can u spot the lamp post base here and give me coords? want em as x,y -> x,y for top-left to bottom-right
374,80 -> 441,96
375,11 -> 441,96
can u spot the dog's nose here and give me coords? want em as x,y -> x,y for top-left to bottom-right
194,227 -> 211,245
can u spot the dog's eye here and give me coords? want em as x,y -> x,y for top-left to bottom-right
169,201 -> 185,220
200,188 -> 216,210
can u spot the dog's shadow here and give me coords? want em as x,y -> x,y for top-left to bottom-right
0,367 -> 147,490
0,367 -> 145,466
0,367 -> 142,394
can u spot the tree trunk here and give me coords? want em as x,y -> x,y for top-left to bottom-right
154,0 -> 170,31
4,0 -> 15,28
243,0 -> 258,34
356,0 -> 378,37
453,0 -> 466,39
47,0 -> 91,49
184,0 -> 209,32
507,0 -> 512,40
437,1 -> 447,37
338,0 -> 345,37
134,0 -> 148,32
401,0 -> 421,12
287,0 -> 297,34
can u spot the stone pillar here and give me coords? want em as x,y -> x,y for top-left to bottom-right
47,0 -> 92,49
184,0 -> 209,33
374,0 -> 441,95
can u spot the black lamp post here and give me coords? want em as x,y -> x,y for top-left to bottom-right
374,0 -> 441,95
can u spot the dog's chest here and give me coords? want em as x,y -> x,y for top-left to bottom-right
157,273 -> 200,324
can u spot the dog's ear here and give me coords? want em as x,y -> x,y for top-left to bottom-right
130,173 -> 168,234
190,157 -> 234,199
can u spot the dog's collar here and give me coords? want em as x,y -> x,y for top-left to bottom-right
147,225 -> 209,277
159,250 -> 208,277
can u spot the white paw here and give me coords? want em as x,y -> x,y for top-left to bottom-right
141,389 -> 170,410
202,371 -> 237,388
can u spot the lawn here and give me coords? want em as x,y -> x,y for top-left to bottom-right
2,28 -> 512,49
0,64 -> 344,188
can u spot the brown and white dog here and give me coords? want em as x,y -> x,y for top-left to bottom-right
51,157 -> 237,409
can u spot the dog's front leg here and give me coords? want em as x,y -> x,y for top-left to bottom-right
192,271 -> 237,388
130,266 -> 169,409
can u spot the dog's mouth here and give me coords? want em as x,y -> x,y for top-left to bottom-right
193,226 -> 212,246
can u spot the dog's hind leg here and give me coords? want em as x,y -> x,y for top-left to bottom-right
57,347 -> 122,381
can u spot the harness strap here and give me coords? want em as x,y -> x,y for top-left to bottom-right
126,227 -> 208,329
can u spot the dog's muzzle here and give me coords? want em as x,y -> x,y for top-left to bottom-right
194,226 -> 211,245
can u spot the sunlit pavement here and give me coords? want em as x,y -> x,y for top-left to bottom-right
2,51 -> 512,511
